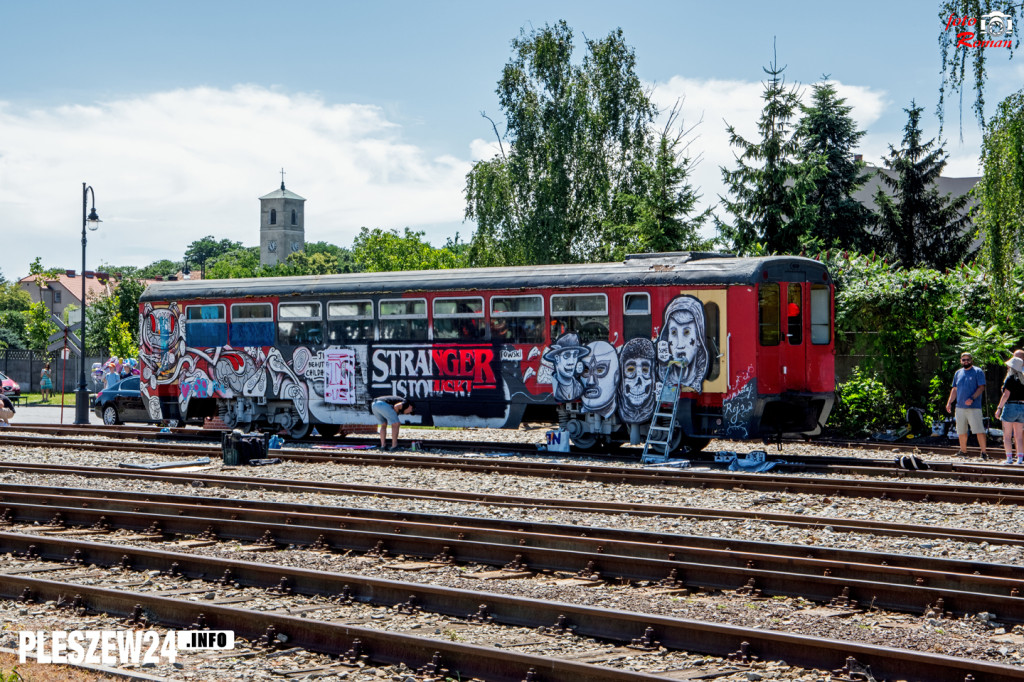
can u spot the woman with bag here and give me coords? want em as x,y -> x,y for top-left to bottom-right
995,352 -> 1024,465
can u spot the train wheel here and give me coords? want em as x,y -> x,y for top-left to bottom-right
570,433 -> 597,450
288,422 -> 311,440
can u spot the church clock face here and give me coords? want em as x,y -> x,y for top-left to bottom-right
268,240 -> 277,252
291,241 -> 301,252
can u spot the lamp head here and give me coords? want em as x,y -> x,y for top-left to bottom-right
86,208 -> 101,231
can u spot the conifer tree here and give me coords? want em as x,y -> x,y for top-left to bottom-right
718,53 -> 808,255
873,102 -> 972,270
795,79 -> 874,251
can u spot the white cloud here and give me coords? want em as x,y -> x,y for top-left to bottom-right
0,86 -> 472,278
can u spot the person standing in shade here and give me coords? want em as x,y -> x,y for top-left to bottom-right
995,352 -> 1024,465
946,352 -> 989,459
370,395 -> 415,450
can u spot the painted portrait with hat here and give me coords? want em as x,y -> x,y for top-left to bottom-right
543,332 -> 591,402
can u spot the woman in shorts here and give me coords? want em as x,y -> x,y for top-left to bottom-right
995,353 -> 1024,465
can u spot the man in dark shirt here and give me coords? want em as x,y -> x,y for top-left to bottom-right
370,395 -> 415,450
0,393 -> 15,427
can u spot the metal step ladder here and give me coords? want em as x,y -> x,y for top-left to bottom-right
641,378 -> 682,464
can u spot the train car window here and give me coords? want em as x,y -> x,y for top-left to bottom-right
184,304 -> 226,347
786,284 -> 803,345
623,292 -> 651,341
433,296 -> 485,341
758,284 -> 780,346
327,300 -> 374,343
490,295 -> 544,344
551,294 -> 609,344
229,303 -> 274,347
703,301 -> 721,381
379,298 -> 428,341
810,285 -> 830,344
278,302 -> 323,346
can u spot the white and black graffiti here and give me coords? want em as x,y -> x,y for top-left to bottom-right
617,337 -> 657,423
657,295 -> 709,393
581,341 -> 619,418
542,333 -> 591,402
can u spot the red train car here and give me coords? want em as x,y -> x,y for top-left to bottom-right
137,252 -> 834,452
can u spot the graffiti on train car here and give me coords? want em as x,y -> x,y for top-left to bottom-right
370,343 -> 500,399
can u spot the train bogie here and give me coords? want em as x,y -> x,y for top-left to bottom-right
138,253 -> 834,452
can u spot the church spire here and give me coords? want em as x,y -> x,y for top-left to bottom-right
280,167 -> 286,190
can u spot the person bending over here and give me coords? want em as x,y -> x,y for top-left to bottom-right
370,395 -> 415,450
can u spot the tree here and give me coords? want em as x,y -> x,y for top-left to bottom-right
303,241 -> 361,273
352,227 -> 468,272
794,79 -> 874,251
872,102 -> 972,270
184,236 -> 243,276
976,89 -> 1024,301
718,53 -> 812,255
137,260 -> 183,279
937,0 -> 1019,135
465,21 -> 659,266
599,104 -> 713,260
25,301 -> 57,351
0,279 -> 31,312
205,247 -> 261,279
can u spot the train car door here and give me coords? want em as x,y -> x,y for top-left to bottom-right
692,290 -> 727,393
781,280 -> 806,392
756,283 -> 782,394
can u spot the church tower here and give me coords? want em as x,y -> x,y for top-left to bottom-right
259,171 -> 306,267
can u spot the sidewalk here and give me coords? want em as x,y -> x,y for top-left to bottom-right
5,403 -> 96,425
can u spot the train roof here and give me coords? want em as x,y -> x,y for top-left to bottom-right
139,252 -> 831,303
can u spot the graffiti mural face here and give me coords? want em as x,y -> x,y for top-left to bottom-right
542,333 -> 591,402
617,337 -> 657,423
657,295 -> 709,394
582,341 -> 619,417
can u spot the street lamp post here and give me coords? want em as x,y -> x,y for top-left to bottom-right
75,183 -> 101,425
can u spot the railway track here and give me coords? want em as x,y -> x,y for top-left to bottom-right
3,509 -> 1023,680
6,429 -> 1024,505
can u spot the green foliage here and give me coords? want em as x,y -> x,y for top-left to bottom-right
205,247 -> 261,279
137,259 -> 183,279
25,301 -> 57,351
937,0 -> 1019,134
977,89 -> 1024,308
107,309 -> 136,360
831,367 -> 904,436
0,279 -> 31,312
466,21 -> 699,266
872,102 -> 972,270
794,78 -> 874,251
84,291 -> 120,355
957,321 -> 1016,367
599,105 -> 713,260
352,227 -> 468,272
184,235 -> 243,270
718,52 -> 810,255
0,311 -> 29,349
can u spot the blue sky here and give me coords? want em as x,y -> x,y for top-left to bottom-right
0,1 -> 1020,280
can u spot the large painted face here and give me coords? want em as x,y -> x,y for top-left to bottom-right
554,349 -> 581,379
582,342 -> 619,412
666,313 -> 699,369
622,356 -> 653,406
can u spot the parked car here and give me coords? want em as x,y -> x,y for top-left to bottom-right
92,376 -> 158,425
0,371 -> 20,398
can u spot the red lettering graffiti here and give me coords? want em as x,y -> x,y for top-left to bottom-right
958,31 -> 977,47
